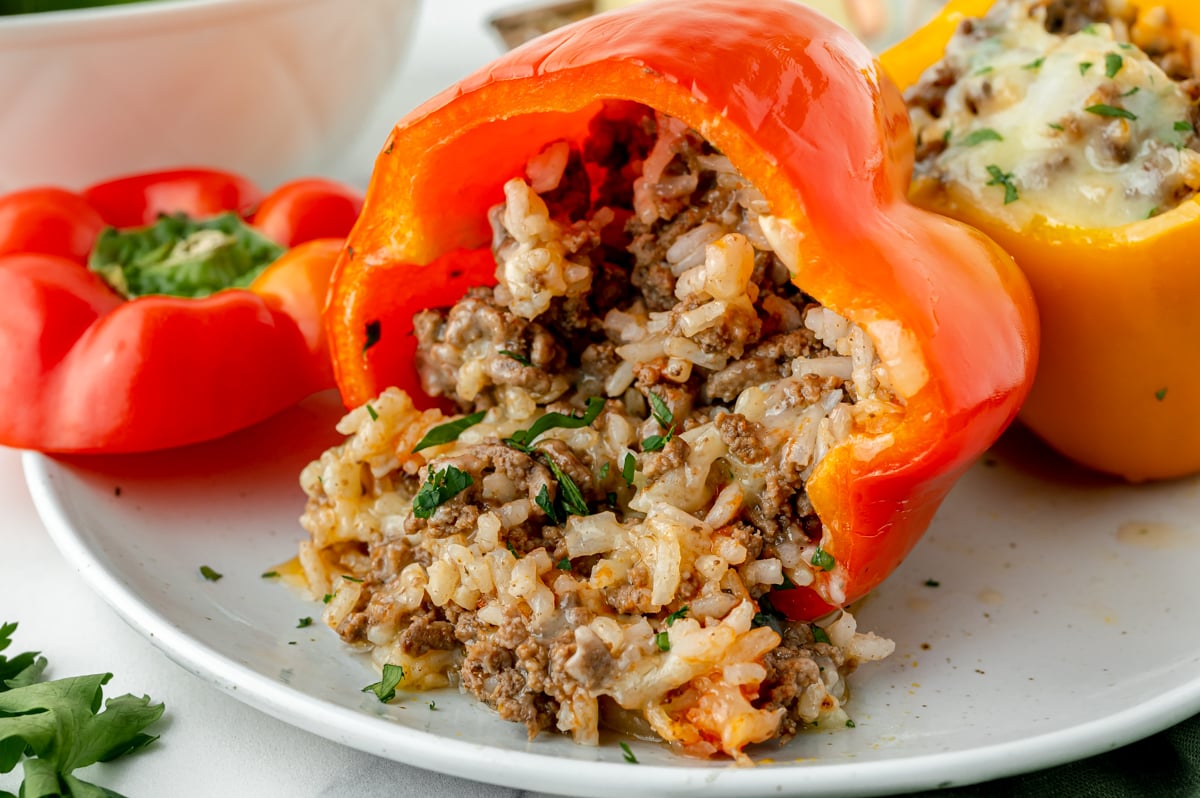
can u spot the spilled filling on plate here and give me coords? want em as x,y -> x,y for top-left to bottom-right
296,103 -> 897,762
907,0 -> 1200,226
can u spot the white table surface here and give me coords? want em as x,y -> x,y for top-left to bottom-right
0,2 -> 568,795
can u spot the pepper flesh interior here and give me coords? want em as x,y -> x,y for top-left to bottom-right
298,104 -> 898,761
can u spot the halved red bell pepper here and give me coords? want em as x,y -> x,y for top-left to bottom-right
0,168 -> 361,454
325,0 -> 1039,616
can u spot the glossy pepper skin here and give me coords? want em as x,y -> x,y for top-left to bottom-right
326,0 -> 1039,616
0,168 -> 362,454
882,0 -> 1200,482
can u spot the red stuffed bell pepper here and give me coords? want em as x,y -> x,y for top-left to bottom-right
0,168 -> 362,454
324,0 -> 1038,617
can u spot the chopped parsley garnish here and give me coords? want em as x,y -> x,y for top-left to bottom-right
973,65 -> 993,76
366,404 -> 379,422
362,319 -> 381,356
412,410 -> 487,453
620,741 -> 638,763
751,593 -> 786,634
647,392 -> 674,428
605,491 -> 618,509
498,349 -> 533,367
1156,387 -> 1168,401
504,396 -> 605,453
1047,122 -> 1065,131
362,663 -> 405,703
297,617 -> 313,629
535,483 -> 562,524
621,452 -> 637,485
545,460 -> 590,517
199,565 -> 223,582
1081,23 -> 1099,34
1175,120 -> 1194,132
924,578 -> 941,588
665,606 -> 689,626
1146,207 -> 1160,219
428,700 -> 438,710
985,164 -> 1019,204
412,465 -> 474,519
1085,104 -> 1137,121
260,570 -> 280,579
322,593 -> 334,604
811,626 -> 832,645
811,547 -> 837,571
507,541 -> 521,559
341,575 -> 364,583
1022,57 -> 1044,70
961,128 -> 1002,147
1105,52 -> 1124,78
846,718 -> 857,728
654,631 -> 671,652
642,391 -> 677,452
557,557 -> 572,571
598,462 -> 610,480
1078,61 -> 1093,76
641,433 -> 669,452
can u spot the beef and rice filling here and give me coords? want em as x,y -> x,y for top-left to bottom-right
297,102 -> 897,762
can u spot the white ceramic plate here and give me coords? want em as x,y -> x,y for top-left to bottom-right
23,391 -> 1200,797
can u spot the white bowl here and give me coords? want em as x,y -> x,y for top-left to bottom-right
0,0 -> 419,192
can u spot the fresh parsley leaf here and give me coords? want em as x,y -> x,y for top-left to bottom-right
1047,122 -> 1065,131
961,128 -> 1003,147
365,404 -> 379,422
811,626 -> 832,645
322,593 -> 334,604
504,397 -> 604,452
846,718 -> 857,728
557,557 -> 572,571
811,547 -> 837,571
621,453 -> 636,485
341,575 -> 364,583
654,631 -> 671,652
1175,120 -> 1194,132
1122,86 -> 1140,97
973,65 -> 993,76
362,663 -> 405,703
1079,61 -> 1093,76
1105,52 -> 1123,78
1022,57 -> 1044,70
412,465 -> 474,519
260,570 -> 280,579
199,565 -> 223,582
412,410 -> 487,453
924,578 -> 941,588
620,741 -> 638,763
0,623 -> 165,798
1156,387 -> 1168,401
507,541 -> 521,559
498,349 -> 533,367
297,617 -> 313,629
428,700 -> 438,711
665,606 -> 689,626
1085,103 -> 1137,121
598,462 -> 610,480
985,164 -> 1019,204
362,319 -> 382,356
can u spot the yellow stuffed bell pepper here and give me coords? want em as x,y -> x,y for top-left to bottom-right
881,0 -> 1200,482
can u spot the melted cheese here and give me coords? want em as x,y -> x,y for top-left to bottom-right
911,0 -> 1200,227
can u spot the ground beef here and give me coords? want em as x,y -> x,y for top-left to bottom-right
640,435 -> 690,478
458,610 -> 560,737
715,412 -> 770,465
758,644 -> 825,740
413,290 -> 570,409
398,609 -> 457,656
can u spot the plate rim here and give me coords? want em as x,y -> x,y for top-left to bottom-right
23,449 -> 1200,797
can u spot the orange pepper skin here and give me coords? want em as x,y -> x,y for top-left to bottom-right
882,0 -> 1200,482
0,169 -> 363,454
327,0 -> 1039,615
